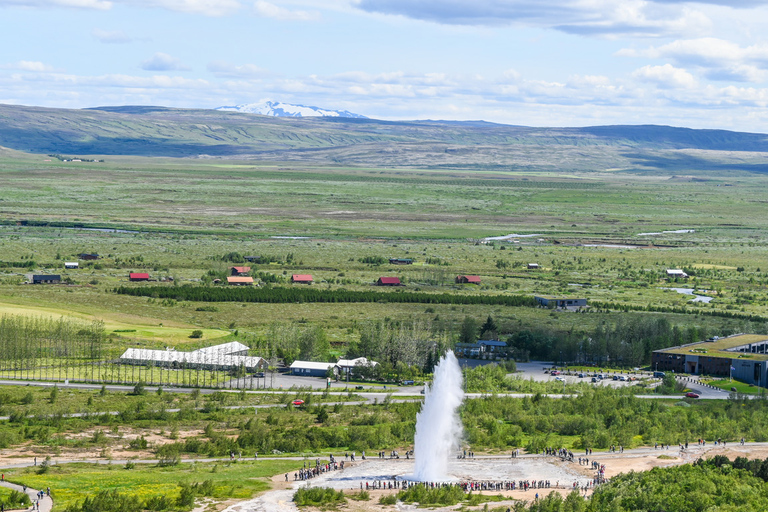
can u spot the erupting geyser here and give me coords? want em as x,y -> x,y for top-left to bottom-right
411,350 -> 464,482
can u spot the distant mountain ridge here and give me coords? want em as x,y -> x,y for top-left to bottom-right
2,103 -> 768,174
215,100 -> 367,119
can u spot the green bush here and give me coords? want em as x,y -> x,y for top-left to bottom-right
293,487 -> 346,507
378,494 -> 397,505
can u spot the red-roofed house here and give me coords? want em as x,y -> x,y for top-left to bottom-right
456,275 -> 481,284
129,272 -> 150,281
291,274 -> 313,284
227,276 -> 254,285
376,277 -> 402,286
230,266 -> 251,276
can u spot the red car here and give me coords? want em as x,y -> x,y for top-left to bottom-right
685,392 -> 700,398
292,399 -> 305,406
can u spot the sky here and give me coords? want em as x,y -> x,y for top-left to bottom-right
2,0 -> 768,131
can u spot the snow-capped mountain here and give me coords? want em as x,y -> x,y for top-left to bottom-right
216,101 -> 367,119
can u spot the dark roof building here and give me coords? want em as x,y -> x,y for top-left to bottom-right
535,296 -> 587,309
79,253 -> 99,260
31,275 -> 61,284
389,258 -> 413,265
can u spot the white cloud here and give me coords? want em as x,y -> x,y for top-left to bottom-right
0,0 -> 240,15
0,0 -> 112,7
207,61 -> 268,78
92,28 -> 133,43
141,53 -> 190,71
254,0 -> 319,20
619,38 -> 768,83
619,38 -> 768,66
354,0 -> 715,37
631,63 -> 697,88
12,60 -> 56,72
6,65 -> 768,130
138,0 -> 241,16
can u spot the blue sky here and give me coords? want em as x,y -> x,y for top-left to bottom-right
2,0 -> 768,131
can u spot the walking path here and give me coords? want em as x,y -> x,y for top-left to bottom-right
0,480 -> 52,512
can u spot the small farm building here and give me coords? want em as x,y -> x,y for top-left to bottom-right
527,263 -> 540,269
31,275 -> 61,284
227,276 -> 254,285
290,360 -> 337,377
376,277 -> 401,286
64,262 -> 79,269
79,253 -> 99,260
291,274 -> 313,284
455,343 -> 481,357
666,269 -> 689,279
456,275 -> 481,284
244,256 -> 260,262
535,296 -> 587,309
230,266 -> 251,276
478,340 -> 507,353
129,272 -> 150,281
389,258 -> 413,265
337,357 -> 378,375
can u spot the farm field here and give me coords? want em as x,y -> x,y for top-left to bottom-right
0,154 -> 765,375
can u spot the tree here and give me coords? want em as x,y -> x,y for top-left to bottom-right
459,316 -> 480,345
480,315 -> 498,339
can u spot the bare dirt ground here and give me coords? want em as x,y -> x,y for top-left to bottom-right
5,437 -> 766,512
228,442 -> 768,512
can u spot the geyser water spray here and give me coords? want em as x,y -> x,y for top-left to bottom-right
411,350 -> 464,481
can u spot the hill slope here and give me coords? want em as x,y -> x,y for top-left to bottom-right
1,103 -> 768,173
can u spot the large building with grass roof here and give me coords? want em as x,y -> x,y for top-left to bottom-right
652,334 -> 768,387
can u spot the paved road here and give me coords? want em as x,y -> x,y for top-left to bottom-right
0,479 -> 52,512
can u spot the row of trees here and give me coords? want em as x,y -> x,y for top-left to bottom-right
0,316 -> 105,381
114,285 -> 538,307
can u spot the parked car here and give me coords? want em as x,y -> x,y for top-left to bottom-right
620,376 -> 628,381
292,399 -> 305,406
555,376 -> 565,382
550,370 -> 561,376
612,375 -> 619,381
591,377 -> 598,383
578,373 -> 585,378
653,371 -> 666,378
685,392 -> 700,398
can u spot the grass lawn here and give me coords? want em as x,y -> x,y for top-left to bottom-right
7,460 -> 300,511
0,300 -> 230,345
702,378 -> 765,395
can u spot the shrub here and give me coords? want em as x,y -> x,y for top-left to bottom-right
293,487 -> 346,507
378,494 -> 397,505
132,381 -> 146,396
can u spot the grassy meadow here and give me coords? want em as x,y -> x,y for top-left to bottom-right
0,155 -> 766,358
1,151 -> 768,508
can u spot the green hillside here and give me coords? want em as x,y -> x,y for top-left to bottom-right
2,103 -> 768,174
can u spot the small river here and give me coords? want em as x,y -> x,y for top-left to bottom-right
663,288 -> 713,303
